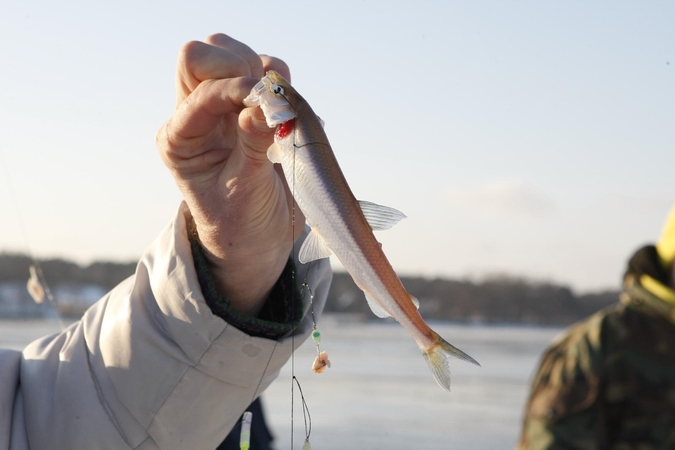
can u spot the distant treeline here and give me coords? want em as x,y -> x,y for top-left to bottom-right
0,253 -> 620,325
326,273 -> 619,326
0,253 -> 137,291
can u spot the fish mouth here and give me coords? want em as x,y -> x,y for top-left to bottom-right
243,71 -> 296,127
244,71 -> 284,103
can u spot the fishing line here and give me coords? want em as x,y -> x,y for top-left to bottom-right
248,340 -> 279,403
292,375 -> 312,450
289,115 -> 315,450
290,116 -> 298,450
235,337 -> 278,449
254,83 -> 324,449
0,150 -> 65,330
236,99 -> 308,450
0,151 -> 32,256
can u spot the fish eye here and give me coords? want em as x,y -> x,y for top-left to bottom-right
271,84 -> 285,95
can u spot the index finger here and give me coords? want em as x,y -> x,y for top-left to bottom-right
160,77 -> 256,155
176,40 -> 255,107
205,33 -> 265,80
260,55 -> 291,82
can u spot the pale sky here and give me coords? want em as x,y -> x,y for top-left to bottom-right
0,0 -> 673,293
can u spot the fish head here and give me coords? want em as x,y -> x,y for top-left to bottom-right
243,70 -> 297,128
262,70 -> 294,98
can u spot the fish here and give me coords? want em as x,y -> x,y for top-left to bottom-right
243,71 -> 480,391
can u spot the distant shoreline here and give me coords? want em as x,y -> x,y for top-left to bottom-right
0,253 -> 620,326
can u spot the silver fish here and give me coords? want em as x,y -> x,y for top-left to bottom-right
244,71 -> 479,391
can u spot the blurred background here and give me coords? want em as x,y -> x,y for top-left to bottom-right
1,1 -> 673,448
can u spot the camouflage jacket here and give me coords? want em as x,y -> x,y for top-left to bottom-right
518,246 -> 675,449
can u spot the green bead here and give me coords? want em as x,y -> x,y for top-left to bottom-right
311,330 -> 321,345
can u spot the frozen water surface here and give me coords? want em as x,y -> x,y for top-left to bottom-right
263,318 -> 561,450
0,318 -> 562,449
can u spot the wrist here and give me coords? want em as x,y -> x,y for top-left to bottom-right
186,211 -> 292,316
189,233 -> 304,338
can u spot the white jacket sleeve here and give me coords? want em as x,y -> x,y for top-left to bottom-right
4,203 -> 332,450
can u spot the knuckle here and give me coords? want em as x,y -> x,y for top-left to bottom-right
205,33 -> 230,46
178,40 -> 206,70
155,122 -> 170,148
156,121 -> 181,161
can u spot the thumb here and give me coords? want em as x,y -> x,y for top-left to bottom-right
238,106 -> 276,161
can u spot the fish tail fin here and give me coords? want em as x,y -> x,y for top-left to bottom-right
422,331 -> 480,392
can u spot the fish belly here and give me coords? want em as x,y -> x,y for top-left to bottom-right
278,146 -> 434,347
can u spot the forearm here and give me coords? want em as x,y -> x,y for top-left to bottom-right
18,204 -> 331,449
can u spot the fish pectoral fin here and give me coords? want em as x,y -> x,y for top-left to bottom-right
364,292 -> 391,318
358,200 -> 407,231
298,228 -> 333,263
267,142 -> 284,164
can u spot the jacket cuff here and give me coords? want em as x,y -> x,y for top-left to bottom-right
189,236 -> 304,340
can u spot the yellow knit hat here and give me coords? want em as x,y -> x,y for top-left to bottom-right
638,206 -> 675,305
656,205 -> 675,271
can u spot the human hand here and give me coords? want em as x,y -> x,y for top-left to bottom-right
156,34 -> 303,316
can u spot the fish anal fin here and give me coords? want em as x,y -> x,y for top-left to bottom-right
358,200 -> 406,231
298,228 -> 332,263
364,292 -> 391,318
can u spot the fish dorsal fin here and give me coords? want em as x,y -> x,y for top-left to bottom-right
364,292 -> 391,318
299,228 -> 333,264
267,142 -> 284,164
358,200 -> 407,231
